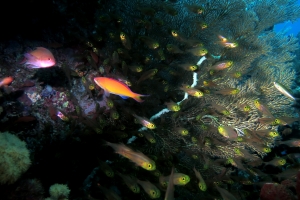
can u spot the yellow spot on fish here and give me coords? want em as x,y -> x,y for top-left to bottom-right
146,123 -> 156,129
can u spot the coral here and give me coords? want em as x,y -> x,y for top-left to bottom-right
0,131 -> 31,184
8,179 -> 44,200
41,85 -> 57,99
1,0 -> 300,199
47,183 -> 70,200
260,183 -> 296,200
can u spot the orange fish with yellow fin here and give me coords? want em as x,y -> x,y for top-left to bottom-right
94,77 -> 148,102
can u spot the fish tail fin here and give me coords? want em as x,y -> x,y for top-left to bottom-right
133,94 -> 150,103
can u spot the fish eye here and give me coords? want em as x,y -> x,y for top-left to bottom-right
148,164 -> 152,168
48,58 -> 51,60
182,177 -> 185,181
171,30 -> 178,37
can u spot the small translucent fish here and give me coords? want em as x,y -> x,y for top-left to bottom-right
184,4 -> 204,14
254,99 -> 274,118
218,125 -> 238,139
22,47 -> 56,68
112,73 -> 132,87
138,7 -> 156,16
278,139 -> 300,147
142,132 -> 156,143
175,127 -> 189,136
193,167 -> 207,191
166,44 -> 184,54
98,14 -> 111,23
177,63 -> 198,71
163,5 -> 177,16
133,114 -> 156,129
117,172 -> 140,193
258,117 -> 276,125
218,35 -> 228,42
110,109 -> 119,120
120,32 -> 131,50
217,35 -> 238,48
265,158 -> 286,167
137,68 -> 158,84
98,160 -> 114,177
186,47 -> 208,56
106,142 -> 156,170
137,179 -> 161,199
94,77 -> 148,102
224,158 -> 246,170
214,88 -> 239,95
215,185 -> 237,200
118,48 -> 131,60
173,173 -> 190,185
164,168 -> 175,200
229,71 -> 242,78
180,86 -> 204,97
220,42 -> 238,48
238,103 -> 251,113
153,17 -> 164,26
203,80 -> 217,87
273,116 -> 298,125
233,148 -> 256,160
211,103 -> 230,116
157,48 -> 165,60
159,173 -> 190,186
165,101 -> 180,111
196,21 -> 208,29
151,169 -> 162,177
211,60 -> 233,71
0,76 -> 13,87
276,166 -> 300,180
90,51 -> 99,64
274,82 -> 296,100
170,29 -> 184,40
129,64 -> 143,73
251,143 -> 272,153
139,36 -> 160,49
98,185 -> 121,200
111,51 -> 120,65
254,129 -> 279,138
142,19 -> 152,29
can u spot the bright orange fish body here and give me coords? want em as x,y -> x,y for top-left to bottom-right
94,77 -> 147,102
0,76 -> 13,87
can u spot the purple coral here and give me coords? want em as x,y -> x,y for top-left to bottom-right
41,85 -> 56,98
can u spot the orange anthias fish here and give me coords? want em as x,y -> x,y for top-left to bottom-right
94,77 -> 148,102
22,47 -> 56,68
0,76 -> 13,87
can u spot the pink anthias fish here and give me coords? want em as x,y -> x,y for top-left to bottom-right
22,47 -> 56,68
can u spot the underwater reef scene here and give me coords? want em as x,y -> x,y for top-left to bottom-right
2,0 -> 300,199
